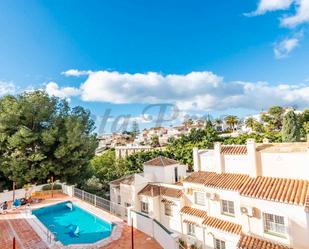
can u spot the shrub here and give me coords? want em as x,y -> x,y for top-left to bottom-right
42,183 -> 62,191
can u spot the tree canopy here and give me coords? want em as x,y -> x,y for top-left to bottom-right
224,115 -> 238,130
0,91 -> 97,187
282,110 -> 300,142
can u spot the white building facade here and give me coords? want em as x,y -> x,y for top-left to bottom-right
110,140 -> 309,249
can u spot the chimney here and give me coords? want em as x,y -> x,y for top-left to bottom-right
193,147 -> 201,172
246,139 -> 259,177
214,142 -> 224,173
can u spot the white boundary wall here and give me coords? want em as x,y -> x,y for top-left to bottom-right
129,209 -> 179,249
0,184 -> 45,202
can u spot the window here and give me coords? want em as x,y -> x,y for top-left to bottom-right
164,203 -> 173,217
194,192 -> 206,206
213,238 -> 225,249
117,195 -> 121,205
187,223 -> 195,236
263,213 -> 287,236
141,201 -> 149,214
221,200 -> 235,216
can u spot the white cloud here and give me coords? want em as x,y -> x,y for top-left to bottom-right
247,1 -> 309,58
273,35 -> 301,58
45,82 -> 81,99
0,81 -> 15,96
55,70 -> 309,111
80,71 -> 223,105
247,0 -> 293,16
249,0 -> 309,26
62,69 -> 92,77
281,0 -> 309,27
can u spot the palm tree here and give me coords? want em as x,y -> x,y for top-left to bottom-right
245,117 -> 256,131
224,115 -> 238,130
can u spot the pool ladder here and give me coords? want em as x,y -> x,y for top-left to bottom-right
47,225 -> 57,244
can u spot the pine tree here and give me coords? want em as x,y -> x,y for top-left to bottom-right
0,90 -> 98,187
282,110 -> 300,142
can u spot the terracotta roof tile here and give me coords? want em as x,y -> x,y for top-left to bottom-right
138,184 -> 183,198
180,206 -> 208,219
160,186 -> 183,198
202,216 -> 242,235
221,145 -> 247,155
138,184 -> 160,197
240,177 -> 309,206
110,174 -> 135,186
144,156 -> 179,166
184,171 -> 250,191
305,195 -> 309,212
238,235 -> 292,249
161,199 -> 176,205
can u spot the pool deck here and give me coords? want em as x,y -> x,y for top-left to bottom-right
0,194 -> 162,249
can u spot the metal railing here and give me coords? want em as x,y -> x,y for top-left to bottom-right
73,187 -> 127,220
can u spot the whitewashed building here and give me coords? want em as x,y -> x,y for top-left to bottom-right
110,139 -> 309,249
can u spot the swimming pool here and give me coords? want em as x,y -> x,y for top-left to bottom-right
32,201 -> 114,245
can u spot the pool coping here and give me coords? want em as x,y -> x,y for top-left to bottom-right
26,198 -> 124,249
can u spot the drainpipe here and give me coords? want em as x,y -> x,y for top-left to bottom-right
180,213 -> 183,235
202,227 -> 206,249
247,214 -> 251,233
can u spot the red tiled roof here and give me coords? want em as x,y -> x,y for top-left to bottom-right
160,186 -> 183,198
238,235 -> 292,249
202,216 -> 242,235
184,171 -> 250,191
221,145 -> 247,155
138,184 -> 160,197
144,156 -> 179,167
110,174 -> 135,186
138,184 -> 183,198
240,177 -> 309,206
161,199 -> 175,205
182,207 -> 241,234
180,206 -> 208,219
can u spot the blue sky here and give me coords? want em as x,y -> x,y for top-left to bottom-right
1,0 -> 309,133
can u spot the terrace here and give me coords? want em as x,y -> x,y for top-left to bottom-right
0,191 -> 162,249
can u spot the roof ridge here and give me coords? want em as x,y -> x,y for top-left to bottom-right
238,234 -> 292,249
202,215 -> 242,235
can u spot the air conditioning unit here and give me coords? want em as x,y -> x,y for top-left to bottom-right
240,206 -> 249,215
241,206 -> 260,218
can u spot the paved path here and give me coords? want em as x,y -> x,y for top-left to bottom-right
0,217 -> 48,249
101,225 -> 162,249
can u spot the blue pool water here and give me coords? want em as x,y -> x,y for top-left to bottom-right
32,201 -> 114,245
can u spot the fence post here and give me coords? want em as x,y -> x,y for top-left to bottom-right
82,190 -> 85,201
94,195 -> 97,206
